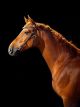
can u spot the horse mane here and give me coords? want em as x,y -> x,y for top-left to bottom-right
36,22 -> 80,57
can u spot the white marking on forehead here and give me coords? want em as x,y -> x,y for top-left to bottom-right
23,24 -> 27,29
22,28 -> 28,32
23,23 -> 32,29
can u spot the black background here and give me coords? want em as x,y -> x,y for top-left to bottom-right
0,1 -> 80,107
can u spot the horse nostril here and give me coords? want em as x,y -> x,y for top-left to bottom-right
8,47 -> 13,55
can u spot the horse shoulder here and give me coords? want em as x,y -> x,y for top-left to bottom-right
51,55 -> 80,97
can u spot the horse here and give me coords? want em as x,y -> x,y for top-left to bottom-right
8,16 -> 80,107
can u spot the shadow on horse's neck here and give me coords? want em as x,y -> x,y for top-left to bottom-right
37,26 -> 79,72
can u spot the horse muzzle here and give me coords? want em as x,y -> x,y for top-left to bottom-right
8,46 -> 20,56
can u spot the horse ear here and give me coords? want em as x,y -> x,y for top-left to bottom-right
28,15 -> 35,24
24,16 -> 27,23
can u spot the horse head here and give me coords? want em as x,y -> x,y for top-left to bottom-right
8,16 -> 40,56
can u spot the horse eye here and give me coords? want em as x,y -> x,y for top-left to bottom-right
25,31 -> 30,35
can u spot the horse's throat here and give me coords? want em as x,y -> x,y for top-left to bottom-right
42,41 -> 58,72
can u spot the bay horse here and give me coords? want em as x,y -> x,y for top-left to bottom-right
8,16 -> 80,107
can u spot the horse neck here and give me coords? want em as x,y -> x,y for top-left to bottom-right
38,30 -> 62,72
38,29 -> 77,73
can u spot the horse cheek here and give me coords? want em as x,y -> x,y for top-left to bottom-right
27,39 -> 34,48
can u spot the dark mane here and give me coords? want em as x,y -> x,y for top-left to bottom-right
36,22 -> 80,57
